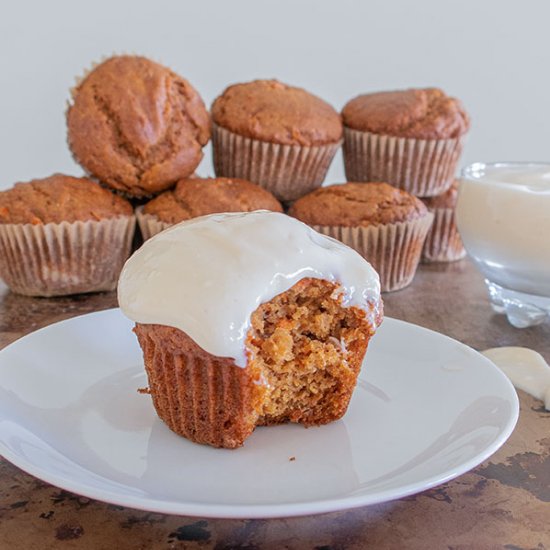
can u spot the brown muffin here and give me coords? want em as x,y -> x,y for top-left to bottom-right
212,79 -> 342,146
134,278 -> 378,448
145,177 -> 282,223
421,180 -> 466,262
119,210 -> 383,448
342,88 -> 470,140
0,174 -> 133,224
137,176 -> 283,239
0,174 -> 135,296
422,178 -> 459,209
211,79 -> 342,201
290,183 -> 433,292
342,88 -> 469,197
289,182 -> 427,226
67,55 -> 210,198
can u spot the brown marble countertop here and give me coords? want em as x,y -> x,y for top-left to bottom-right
0,259 -> 549,550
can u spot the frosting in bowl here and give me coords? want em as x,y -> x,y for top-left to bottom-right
118,211 -> 381,367
457,163 -> 550,296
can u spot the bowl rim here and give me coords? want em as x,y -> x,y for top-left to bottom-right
461,161 -> 550,186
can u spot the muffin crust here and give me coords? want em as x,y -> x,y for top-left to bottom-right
67,55 -> 210,198
143,177 -> 283,224
211,79 -> 342,146
422,180 -> 459,209
289,182 -> 428,227
134,278 -> 376,448
0,174 -> 133,225
342,88 -> 470,140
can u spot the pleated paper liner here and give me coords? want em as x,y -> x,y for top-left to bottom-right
212,123 -> 342,202
313,213 -> 434,292
134,323 -> 265,449
343,128 -> 464,197
135,207 -> 171,241
422,207 -> 466,263
0,216 -> 135,297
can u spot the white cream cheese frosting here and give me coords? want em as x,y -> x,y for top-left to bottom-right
482,347 -> 550,410
457,163 -> 550,295
118,211 -> 381,367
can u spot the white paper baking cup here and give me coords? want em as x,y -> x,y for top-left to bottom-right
135,207 -> 171,241
0,216 -> 135,297
422,207 -> 466,263
343,128 -> 464,197
212,123 -> 341,202
313,213 -> 434,292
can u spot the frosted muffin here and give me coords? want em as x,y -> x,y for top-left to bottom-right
67,55 -> 210,198
211,79 -> 342,201
118,211 -> 382,448
289,182 -> 433,292
342,88 -> 469,197
0,174 -> 135,296
137,176 -> 283,240
421,180 -> 466,262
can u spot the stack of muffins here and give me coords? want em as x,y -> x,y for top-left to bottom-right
0,54 -> 469,297
341,88 -> 468,266
336,88 -> 469,287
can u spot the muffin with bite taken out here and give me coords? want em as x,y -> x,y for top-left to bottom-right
118,211 -> 382,448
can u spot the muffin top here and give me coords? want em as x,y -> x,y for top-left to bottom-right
67,55 -> 210,198
0,174 -> 133,225
289,182 -> 428,227
342,88 -> 470,140
142,176 -> 283,223
211,79 -> 342,146
422,180 -> 459,209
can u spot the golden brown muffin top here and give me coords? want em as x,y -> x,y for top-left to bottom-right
0,174 -> 133,225
422,180 -> 459,209
211,79 -> 342,146
142,176 -> 283,224
67,55 -> 210,198
342,88 -> 470,140
289,182 -> 428,227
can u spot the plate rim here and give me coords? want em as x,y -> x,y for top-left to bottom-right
0,309 -> 520,518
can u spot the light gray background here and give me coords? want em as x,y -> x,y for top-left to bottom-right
1,0 -> 548,189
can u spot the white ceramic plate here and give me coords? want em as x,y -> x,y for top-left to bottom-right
0,309 -> 518,518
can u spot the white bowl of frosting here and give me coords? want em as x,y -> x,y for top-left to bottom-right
456,162 -> 550,327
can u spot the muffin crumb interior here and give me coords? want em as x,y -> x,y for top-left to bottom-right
248,279 -> 368,426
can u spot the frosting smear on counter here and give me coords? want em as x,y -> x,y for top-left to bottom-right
482,347 -> 550,410
118,211 -> 381,367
